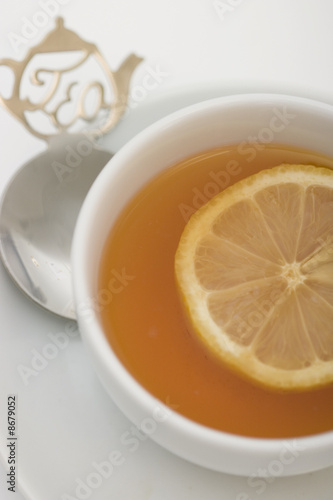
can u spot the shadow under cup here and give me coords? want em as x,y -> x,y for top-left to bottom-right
72,94 -> 333,476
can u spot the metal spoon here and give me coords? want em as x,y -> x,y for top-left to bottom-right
0,18 -> 142,319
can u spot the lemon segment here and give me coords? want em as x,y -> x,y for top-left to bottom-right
175,164 -> 333,391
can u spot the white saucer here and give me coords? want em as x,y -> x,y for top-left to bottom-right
1,86 -> 333,500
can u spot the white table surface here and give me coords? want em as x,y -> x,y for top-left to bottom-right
1,1 -> 333,499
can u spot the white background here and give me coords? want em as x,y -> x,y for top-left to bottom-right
2,0 -> 333,188
1,1 -> 333,499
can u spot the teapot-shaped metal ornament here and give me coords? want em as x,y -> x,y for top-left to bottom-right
0,16 -> 142,140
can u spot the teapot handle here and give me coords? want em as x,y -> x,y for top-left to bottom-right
0,58 -> 20,103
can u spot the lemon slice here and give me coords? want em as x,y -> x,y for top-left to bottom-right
175,164 -> 333,391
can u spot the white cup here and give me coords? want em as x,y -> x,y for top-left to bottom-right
71,93 -> 333,476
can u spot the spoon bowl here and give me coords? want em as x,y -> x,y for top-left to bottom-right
0,134 -> 112,319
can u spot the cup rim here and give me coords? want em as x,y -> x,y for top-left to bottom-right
72,92 -> 333,473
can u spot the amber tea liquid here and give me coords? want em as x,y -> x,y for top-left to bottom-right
99,144 -> 333,438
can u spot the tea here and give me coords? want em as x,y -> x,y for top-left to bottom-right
98,144 -> 333,438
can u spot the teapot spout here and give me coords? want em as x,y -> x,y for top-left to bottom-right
113,53 -> 143,103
